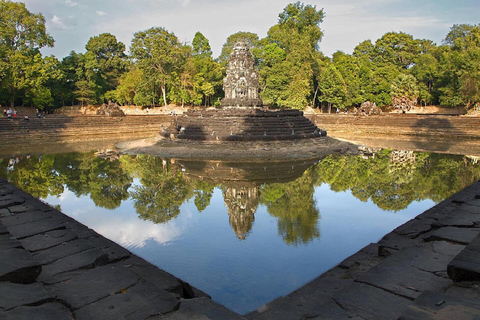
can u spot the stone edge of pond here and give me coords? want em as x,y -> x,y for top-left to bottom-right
1,176 -> 480,319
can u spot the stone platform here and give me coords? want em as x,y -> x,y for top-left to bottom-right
162,108 -> 326,141
1,176 -> 480,319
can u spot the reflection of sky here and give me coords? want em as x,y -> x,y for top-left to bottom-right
43,179 -> 435,315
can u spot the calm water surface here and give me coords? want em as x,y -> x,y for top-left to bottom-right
1,150 -> 479,314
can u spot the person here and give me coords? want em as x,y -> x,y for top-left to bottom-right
6,109 -> 12,119
13,110 -> 18,119
3,109 -> 6,117
24,114 -> 29,121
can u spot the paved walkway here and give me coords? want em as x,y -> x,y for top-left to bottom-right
1,177 -> 480,319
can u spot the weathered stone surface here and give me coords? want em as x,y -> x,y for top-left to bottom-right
20,229 -> 77,252
123,255 -> 184,296
173,297 -> 246,320
378,232 -> 421,256
39,247 -> 109,282
7,217 -> 65,239
333,282 -> 411,320
338,243 -> 380,269
47,263 -> 139,310
398,292 -> 480,320
446,281 -> 480,300
309,299 -> 363,320
393,218 -> 436,238
74,280 -> 179,320
0,209 -> 51,227
385,242 -> 464,274
357,261 -> 452,299
0,233 -> 21,250
62,220 -> 98,239
0,209 -> 10,219
86,235 -> 130,262
423,226 -> 479,245
432,208 -> 479,227
0,302 -> 73,320
0,248 -> 41,283
32,238 -> 96,265
0,282 -> 51,310
447,234 -> 480,282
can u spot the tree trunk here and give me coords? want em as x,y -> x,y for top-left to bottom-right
161,84 -> 167,107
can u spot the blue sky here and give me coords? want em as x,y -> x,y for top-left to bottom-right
14,0 -> 480,59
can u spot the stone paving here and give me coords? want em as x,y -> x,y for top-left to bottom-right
1,176 -> 480,319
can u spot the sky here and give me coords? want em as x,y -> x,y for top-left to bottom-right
14,0 -> 480,60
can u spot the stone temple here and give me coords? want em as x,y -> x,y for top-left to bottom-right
222,42 -> 263,107
161,42 -> 326,141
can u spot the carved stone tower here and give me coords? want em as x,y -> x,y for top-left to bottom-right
222,42 -> 263,107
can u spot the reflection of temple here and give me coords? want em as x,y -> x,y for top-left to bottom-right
176,159 -> 316,240
223,184 -> 258,240
390,150 -> 416,163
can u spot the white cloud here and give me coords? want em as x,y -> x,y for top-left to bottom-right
65,0 -> 77,7
96,11 -> 107,16
50,15 -> 67,29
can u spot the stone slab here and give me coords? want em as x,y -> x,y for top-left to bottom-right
20,229 -> 77,252
47,263 -> 140,310
393,218 -> 436,238
170,297 -> 246,320
0,210 -> 52,227
447,246 -> 480,282
0,233 -> 22,250
7,217 -> 66,239
0,248 -> 41,284
423,226 -> 479,245
0,282 -> 51,310
32,238 -> 96,265
74,280 -> 179,320
0,209 -> 10,219
39,247 -> 109,282
0,302 -> 72,320
333,282 -> 412,320
357,261 -> 452,300
398,292 -> 480,320
123,255 -> 184,296
86,235 -> 131,262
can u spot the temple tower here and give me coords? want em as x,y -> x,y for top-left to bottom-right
222,42 -> 263,107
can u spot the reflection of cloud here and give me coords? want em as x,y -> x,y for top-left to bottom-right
96,10 -> 106,16
98,220 -> 181,249
65,0 -> 77,7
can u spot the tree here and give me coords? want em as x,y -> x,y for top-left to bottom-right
218,31 -> 260,64
261,2 -> 325,109
84,33 -> 128,103
130,27 -> 187,107
0,1 -> 54,107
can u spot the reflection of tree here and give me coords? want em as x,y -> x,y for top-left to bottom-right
193,180 -> 215,212
121,155 -> 193,224
260,167 -> 320,246
0,153 -> 132,209
54,153 -> 132,209
316,150 -> 480,211
223,184 -> 258,240
0,155 -> 65,198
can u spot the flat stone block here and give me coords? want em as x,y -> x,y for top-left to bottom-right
0,282 -> 51,310
47,263 -> 139,310
33,238 -> 96,265
357,261 -> 452,299
398,292 -> 480,320
74,280 -> 179,320
8,217 -> 65,239
173,297 -> 246,320
0,302 -> 72,320
0,233 -> 22,250
39,247 -> 109,282
123,255 -> 184,296
20,229 -> 77,252
333,282 -> 411,320
423,227 -> 479,245
0,210 -> 52,227
86,235 -> 131,262
447,248 -> 480,282
0,209 -> 10,219
0,248 -> 41,283
393,218 -> 436,238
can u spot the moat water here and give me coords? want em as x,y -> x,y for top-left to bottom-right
2,149 -> 480,314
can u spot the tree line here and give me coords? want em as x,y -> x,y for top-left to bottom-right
1,1 -> 479,112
